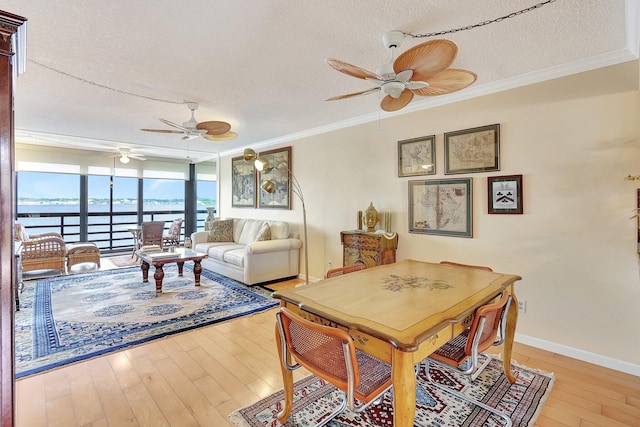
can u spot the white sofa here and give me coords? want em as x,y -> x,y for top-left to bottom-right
191,218 -> 302,286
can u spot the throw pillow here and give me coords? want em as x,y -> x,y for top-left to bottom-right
255,222 -> 271,242
207,219 -> 234,242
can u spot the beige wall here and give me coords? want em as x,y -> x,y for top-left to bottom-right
221,66 -> 640,374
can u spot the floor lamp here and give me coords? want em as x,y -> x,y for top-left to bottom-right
243,148 -> 309,286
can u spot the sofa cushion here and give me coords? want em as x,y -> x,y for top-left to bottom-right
207,243 -> 244,261
207,219 -> 234,242
269,221 -> 290,239
237,219 -> 266,245
223,248 -> 246,267
255,222 -> 271,242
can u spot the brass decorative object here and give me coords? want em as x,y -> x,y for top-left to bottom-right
365,202 -> 378,232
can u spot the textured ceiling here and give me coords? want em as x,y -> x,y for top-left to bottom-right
4,0 -> 639,163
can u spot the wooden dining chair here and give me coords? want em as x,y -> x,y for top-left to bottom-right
276,307 -> 392,426
439,260 -> 493,271
423,291 -> 513,426
325,262 -> 366,278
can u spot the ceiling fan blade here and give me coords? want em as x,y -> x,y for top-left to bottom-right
159,118 -> 189,132
380,89 -> 414,112
196,121 -> 231,136
394,39 -> 458,82
326,87 -> 380,101
411,69 -> 477,96
182,134 -> 201,141
326,58 -> 379,80
202,131 -> 238,141
140,129 -> 184,134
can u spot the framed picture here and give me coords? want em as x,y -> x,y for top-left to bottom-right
257,146 -> 291,209
397,135 -> 436,177
231,156 -> 256,208
444,123 -> 500,174
488,174 -> 523,214
408,178 -> 473,237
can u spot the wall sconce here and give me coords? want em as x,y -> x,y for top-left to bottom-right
244,148 -> 309,286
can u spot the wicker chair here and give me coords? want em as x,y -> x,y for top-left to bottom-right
325,262 -> 366,278
276,307 -> 392,426
162,218 -> 183,247
15,222 -> 66,274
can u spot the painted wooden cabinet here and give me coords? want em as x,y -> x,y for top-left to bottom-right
340,231 -> 398,268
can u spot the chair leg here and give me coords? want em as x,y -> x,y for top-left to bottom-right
424,359 -> 513,427
316,392 -> 348,427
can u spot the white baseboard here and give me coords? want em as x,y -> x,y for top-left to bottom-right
515,333 -> 640,377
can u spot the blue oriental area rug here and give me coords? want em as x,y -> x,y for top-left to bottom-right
14,265 -> 278,378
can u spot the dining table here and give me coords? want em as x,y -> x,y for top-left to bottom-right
272,259 -> 522,427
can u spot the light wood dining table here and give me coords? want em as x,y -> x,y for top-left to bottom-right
272,259 -> 522,427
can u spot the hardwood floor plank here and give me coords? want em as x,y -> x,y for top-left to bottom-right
128,354 -> 200,427
87,357 -> 139,427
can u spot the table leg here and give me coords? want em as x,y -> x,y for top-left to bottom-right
275,320 -> 294,424
177,261 -> 185,276
391,348 -> 416,427
193,259 -> 202,286
502,285 -> 519,383
154,264 -> 164,294
141,261 -> 149,282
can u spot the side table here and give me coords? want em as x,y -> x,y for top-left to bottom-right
340,230 -> 398,268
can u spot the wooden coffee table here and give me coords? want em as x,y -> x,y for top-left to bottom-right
136,247 -> 208,295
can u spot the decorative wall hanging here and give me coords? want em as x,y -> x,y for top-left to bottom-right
397,135 -> 436,177
256,146 -> 292,209
444,124 -> 500,174
408,178 -> 473,237
231,156 -> 256,208
487,174 -> 523,214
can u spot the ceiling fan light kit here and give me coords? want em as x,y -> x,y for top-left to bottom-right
326,31 -> 477,112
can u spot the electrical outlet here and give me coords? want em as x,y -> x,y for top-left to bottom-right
518,300 -> 526,313
327,261 -> 333,269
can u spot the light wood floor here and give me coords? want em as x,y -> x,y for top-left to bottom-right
15,277 -> 640,427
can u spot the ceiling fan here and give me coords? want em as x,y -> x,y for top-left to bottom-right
141,102 -> 237,141
111,149 -> 146,164
326,31 -> 477,112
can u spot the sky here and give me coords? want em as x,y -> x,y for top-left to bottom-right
17,171 -> 214,200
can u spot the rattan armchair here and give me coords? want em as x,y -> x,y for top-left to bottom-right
15,223 -> 66,274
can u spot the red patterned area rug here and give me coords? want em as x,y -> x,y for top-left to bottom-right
230,357 -> 554,427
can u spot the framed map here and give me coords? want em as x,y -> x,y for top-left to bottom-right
444,124 -> 500,174
257,146 -> 291,209
397,135 -> 436,177
408,178 -> 473,237
231,156 -> 256,208
488,174 -> 523,214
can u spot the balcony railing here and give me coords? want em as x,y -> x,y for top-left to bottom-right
16,209 -> 211,254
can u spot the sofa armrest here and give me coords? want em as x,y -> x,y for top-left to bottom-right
245,238 -> 302,255
191,231 -> 210,246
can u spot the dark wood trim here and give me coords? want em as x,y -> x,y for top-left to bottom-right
0,9 -> 27,427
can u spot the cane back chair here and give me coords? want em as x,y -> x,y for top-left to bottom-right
276,307 -> 392,426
